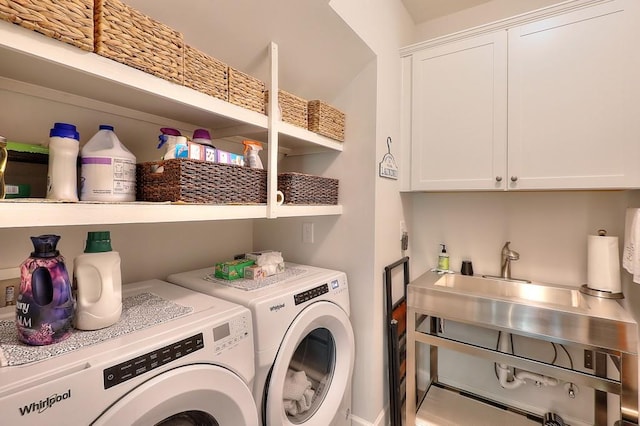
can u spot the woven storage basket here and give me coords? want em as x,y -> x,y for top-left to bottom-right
184,45 -> 228,101
0,0 -> 93,51
137,159 -> 267,204
278,172 -> 338,205
265,90 -> 308,128
308,100 -> 345,142
228,67 -> 265,114
94,0 -> 184,84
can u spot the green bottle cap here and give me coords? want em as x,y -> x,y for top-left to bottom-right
85,231 -> 113,253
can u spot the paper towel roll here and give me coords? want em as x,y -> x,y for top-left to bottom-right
587,234 -> 621,293
276,190 -> 285,206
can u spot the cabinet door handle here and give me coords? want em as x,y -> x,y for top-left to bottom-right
495,176 -> 503,182
511,176 -> 518,182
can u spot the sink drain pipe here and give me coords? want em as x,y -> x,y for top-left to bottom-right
497,332 -> 560,389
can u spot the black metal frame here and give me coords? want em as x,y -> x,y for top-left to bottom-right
384,256 -> 410,426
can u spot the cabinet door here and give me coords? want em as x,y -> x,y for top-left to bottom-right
508,0 -> 640,190
410,32 -> 507,191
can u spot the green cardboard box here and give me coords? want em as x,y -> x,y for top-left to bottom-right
215,259 -> 255,280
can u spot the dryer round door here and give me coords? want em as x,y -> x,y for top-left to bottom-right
265,301 -> 354,426
93,364 -> 258,426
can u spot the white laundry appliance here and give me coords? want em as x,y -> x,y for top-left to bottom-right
0,279 -> 258,426
167,263 -> 354,426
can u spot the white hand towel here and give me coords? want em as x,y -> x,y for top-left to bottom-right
623,208 -> 640,283
283,369 -> 315,416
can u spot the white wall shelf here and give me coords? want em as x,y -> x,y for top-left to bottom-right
0,201 -> 342,229
0,21 -> 344,227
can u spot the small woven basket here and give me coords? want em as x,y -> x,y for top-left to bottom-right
94,0 -> 184,84
137,159 -> 267,204
184,45 -> 228,101
278,172 -> 338,205
308,100 -> 345,142
228,67 -> 265,114
0,0 -> 93,51
265,90 -> 308,128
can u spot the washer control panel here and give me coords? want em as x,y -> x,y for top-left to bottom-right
103,333 -> 204,389
212,313 -> 250,354
294,283 -> 329,305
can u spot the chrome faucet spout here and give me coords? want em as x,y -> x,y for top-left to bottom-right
500,241 -> 520,280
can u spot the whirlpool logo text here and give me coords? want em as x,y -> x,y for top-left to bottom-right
19,389 -> 71,416
269,303 -> 285,312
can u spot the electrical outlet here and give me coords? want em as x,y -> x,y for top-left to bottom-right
302,222 -> 314,244
584,349 -> 594,369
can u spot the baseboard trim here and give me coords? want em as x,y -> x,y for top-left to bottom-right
350,407 -> 388,426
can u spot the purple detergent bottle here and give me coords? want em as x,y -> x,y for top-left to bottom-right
16,235 -> 75,345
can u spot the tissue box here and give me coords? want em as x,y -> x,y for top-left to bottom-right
215,259 -> 255,280
204,146 -> 216,162
245,250 -> 278,261
216,149 -> 244,166
243,265 -> 265,280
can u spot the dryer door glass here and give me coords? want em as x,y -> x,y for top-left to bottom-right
155,410 -> 219,425
285,327 -> 335,422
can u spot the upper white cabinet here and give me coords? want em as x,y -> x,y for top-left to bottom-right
508,0 -> 640,189
401,0 -> 640,191
409,32 -> 507,190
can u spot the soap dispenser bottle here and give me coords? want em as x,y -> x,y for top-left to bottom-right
438,244 -> 450,271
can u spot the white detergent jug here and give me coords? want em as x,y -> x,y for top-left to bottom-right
47,122 -> 80,201
73,231 -> 122,330
80,125 -> 136,202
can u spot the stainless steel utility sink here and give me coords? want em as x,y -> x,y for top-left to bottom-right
433,274 -> 586,309
408,271 -> 637,354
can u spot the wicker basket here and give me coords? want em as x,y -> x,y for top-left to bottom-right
94,0 -> 184,84
265,90 -> 308,129
228,67 -> 265,114
137,159 -> 267,204
184,45 -> 228,101
278,172 -> 338,205
308,100 -> 345,142
0,0 -> 93,51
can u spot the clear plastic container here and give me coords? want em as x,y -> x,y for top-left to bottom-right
80,125 -> 136,202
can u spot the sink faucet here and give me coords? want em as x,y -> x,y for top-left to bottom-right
500,242 -> 520,280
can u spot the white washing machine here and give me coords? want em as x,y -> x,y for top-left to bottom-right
167,263 -> 354,426
0,279 -> 258,426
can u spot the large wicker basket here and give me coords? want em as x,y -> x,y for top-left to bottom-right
0,0 -> 93,51
137,159 -> 267,204
265,90 -> 308,128
94,0 -> 184,84
308,100 -> 345,142
184,45 -> 228,101
278,172 -> 338,205
228,67 -> 265,114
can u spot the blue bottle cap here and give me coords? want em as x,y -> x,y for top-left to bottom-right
50,123 -> 79,140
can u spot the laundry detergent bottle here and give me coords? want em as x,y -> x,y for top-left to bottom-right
17,235 -> 75,345
73,231 -> 122,330
80,125 -> 136,202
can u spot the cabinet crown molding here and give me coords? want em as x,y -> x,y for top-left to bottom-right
400,0 -> 615,56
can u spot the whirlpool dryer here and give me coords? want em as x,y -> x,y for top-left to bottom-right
0,279 -> 258,426
167,263 -> 355,426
